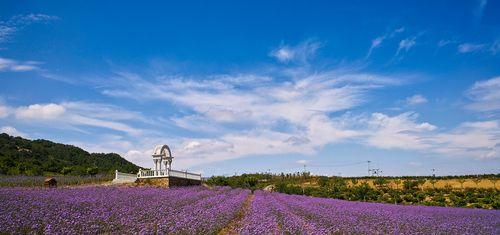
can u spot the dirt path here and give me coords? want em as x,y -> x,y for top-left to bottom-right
218,193 -> 255,235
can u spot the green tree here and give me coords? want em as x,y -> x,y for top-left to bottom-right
86,167 -> 98,176
61,167 -> 72,175
403,180 -> 418,191
317,176 -> 329,187
373,178 -> 388,189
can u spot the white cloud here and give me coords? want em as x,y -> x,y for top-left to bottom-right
9,14 -> 60,25
204,108 -> 252,123
431,121 -> 500,159
465,76 -> 500,112
405,94 -> 428,105
457,41 -> 500,55
2,102 -> 145,136
0,104 -> 10,118
296,159 -> 308,165
0,13 -> 59,43
366,27 -> 405,58
364,112 -> 437,150
437,40 -> 454,47
15,103 -> 66,120
94,58 -> 496,165
396,37 -> 416,55
362,112 -> 499,159
98,63 -> 407,167
269,39 -> 322,63
0,126 -> 28,138
458,43 -> 485,53
0,57 -> 40,72
0,25 -> 16,43
124,150 -> 151,168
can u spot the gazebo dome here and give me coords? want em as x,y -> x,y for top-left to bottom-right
153,144 -> 172,159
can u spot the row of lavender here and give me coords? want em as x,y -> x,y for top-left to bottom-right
238,190 -> 500,234
0,186 -> 249,234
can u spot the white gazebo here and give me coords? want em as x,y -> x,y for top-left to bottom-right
151,144 -> 173,176
136,144 -> 202,180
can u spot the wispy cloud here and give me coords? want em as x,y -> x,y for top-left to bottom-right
0,13 -> 59,43
1,102 -> 147,136
0,26 -> 16,43
0,57 -> 40,72
269,39 -> 322,64
457,40 -> 500,55
99,59 -> 403,166
95,57 -> 499,166
437,39 -> 456,48
458,43 -> 486,53
396,37 -> 416,55
362,112 -> 499,159
473,0 -> 488,20
465,76 -> 500,112
405,94 -> 428,105
366,27 -> 404,58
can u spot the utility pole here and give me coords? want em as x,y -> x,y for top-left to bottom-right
367,161 -> 371,176
431,168 -> 436,177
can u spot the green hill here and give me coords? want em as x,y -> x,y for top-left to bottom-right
0,133 -> 141,176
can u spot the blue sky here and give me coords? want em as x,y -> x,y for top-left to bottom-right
0,0 -> 499,176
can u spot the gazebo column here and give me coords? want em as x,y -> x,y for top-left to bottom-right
154,159 -> 158,176
159,159 -> 163,172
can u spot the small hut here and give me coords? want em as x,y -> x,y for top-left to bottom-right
44,178 -> 57,188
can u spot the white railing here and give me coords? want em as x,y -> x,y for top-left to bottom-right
136,169 -> 201,180
137,169 -> 168,178
114,170 -> 137,181
169,169 -> 202,180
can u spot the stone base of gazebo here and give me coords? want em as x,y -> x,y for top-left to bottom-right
136,176 -> 201,187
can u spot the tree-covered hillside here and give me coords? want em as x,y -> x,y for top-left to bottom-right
0,133 -> 140,175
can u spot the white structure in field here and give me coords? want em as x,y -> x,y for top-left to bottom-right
152,144 -> 173,174
114,144 -> 202,183
136,144 -> 202,180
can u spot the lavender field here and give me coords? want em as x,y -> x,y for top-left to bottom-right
0,186 -> 499,234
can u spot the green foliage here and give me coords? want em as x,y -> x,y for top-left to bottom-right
403,180 -> 419,191
86,167 -> 99,176
206,173 -> 500,209
374,177 -> 388,188
317,176 -> 329,187
0,133 -> 141,176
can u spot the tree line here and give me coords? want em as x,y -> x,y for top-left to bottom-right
0,133 -> 140,176
206,172 -> 500,209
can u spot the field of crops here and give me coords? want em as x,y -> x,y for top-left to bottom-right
0,186 -> 499,234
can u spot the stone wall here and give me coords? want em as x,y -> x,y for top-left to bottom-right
136,177 -> 169,187
135,176 -> 201,187
168,176 -> 202,187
